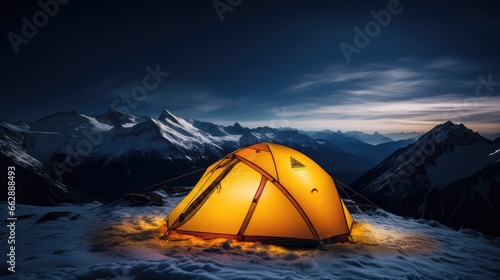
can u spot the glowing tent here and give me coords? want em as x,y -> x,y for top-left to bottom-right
164,142 -> 354,248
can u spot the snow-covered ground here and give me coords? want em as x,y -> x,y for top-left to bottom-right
1,191 -> 499,279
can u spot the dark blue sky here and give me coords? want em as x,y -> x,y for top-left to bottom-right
1,0 -> 499,133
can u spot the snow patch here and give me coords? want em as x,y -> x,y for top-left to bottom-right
0,121 -> 30,132
80,114 -> 113,131
121,122 -> 138,128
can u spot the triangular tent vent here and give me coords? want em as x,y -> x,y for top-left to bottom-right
290,156 -> 306,169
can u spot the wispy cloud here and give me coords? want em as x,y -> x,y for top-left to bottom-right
257,95 -> 500,132
271,58 -> 499,133
288,60 -> 465,98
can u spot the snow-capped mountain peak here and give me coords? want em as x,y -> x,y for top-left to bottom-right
351,121 -> 500,235
154,110 -> 226,149
417,120 -> 484,146
29,110 -> 112,133
158,109 -> 183,125
94,107 -> 145,127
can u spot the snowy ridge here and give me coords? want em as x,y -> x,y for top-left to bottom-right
0,121 -> 30,132
0,122 -> 94,205
355,121 -> 498,193
23,111 -> 114,164
94,107 -> 147,128
0,122 -> 44,170
351,121 -> 500,235
155,109 -> 231,152
23,109 -> 234,164
188,119 -> 230,136
18,107 -> 377,170
29,111 -> 112,133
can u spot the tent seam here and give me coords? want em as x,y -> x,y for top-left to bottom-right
234,154 -> 322,244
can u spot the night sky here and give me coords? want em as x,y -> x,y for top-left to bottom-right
1,0 -> 499,133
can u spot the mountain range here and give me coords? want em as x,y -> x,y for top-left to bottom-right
1,108 -> 403,202
1,108 -> 499,236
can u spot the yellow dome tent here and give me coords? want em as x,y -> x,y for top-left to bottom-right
164,142 -> 354,248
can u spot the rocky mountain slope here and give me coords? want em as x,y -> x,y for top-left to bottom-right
0,122 -> 94,205
351,121 -> 500,235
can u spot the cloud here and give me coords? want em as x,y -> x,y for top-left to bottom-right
288,60 -> 469,98
258,96 -> 500,132
270,58 -> 500,133
426,57 -> 463,70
